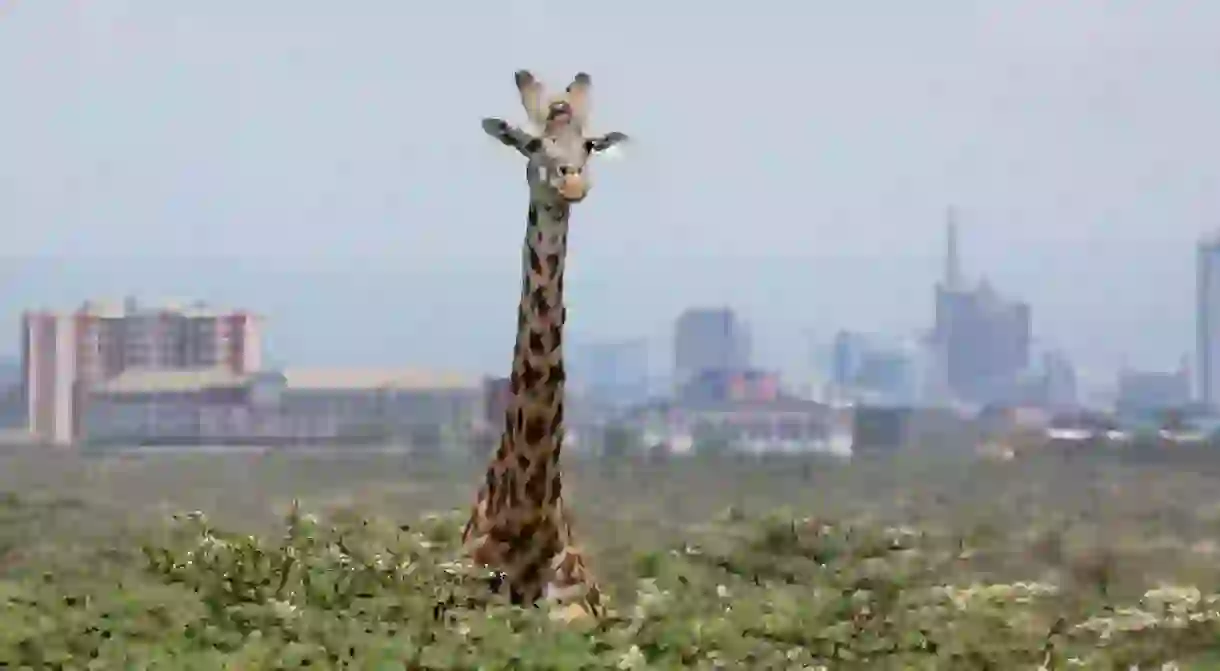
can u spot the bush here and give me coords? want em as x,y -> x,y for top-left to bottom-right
5,499 -> 1220,668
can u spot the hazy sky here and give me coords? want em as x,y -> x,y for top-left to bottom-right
2,2 -> 1218,384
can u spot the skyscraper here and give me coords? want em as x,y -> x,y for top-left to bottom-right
1196,236 -> 1220,407
673,307 -> 751,391
931,213 -> 1032,405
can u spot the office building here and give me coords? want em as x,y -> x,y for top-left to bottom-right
931,213 -> 1032,404
1197,236 -> 1220,408
673,307 -> 751,391
22,298 -> 262,445
831,330 -> 920,402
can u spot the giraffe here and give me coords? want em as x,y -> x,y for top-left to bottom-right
461,70 -> 628,620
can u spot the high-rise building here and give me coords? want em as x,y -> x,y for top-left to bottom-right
1196,236 -> 1220,408
931,213 -> 1032,405
673,307 -> 750,391
570,339 -> 649,407
1041,350 -> 1078,407
831,331 -> 869,388
830,330 -> 919,404
22,313 -> 80,446
22,298 -> 262,445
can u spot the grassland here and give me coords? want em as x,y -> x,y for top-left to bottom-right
4,446 -> 1220,668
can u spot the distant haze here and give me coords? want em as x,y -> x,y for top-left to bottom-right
2,2 -> 1217,381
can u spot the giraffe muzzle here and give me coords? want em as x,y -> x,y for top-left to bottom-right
558,175 -> 587,202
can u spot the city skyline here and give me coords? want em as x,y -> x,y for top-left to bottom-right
4,228 -> 1213,446
0,230 -> 1202,386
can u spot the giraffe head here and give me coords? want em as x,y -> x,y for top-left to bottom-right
482,70 -> 628,205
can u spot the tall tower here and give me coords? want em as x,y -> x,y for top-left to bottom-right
927,207 -> 963,404
1196,236 -> 1220,407
944,206 -> 962,291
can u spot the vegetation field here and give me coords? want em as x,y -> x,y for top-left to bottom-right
5,446 -> 1220,668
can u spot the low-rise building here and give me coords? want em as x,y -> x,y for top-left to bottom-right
80,366 -> 483,448
277,368 -> 482,448
851,406 -> 979,456
83,368 -> 284,445
626,397 -> 841,455
1116,367 -> 1191,416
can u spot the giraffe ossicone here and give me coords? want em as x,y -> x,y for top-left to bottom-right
461,70 -> 629,621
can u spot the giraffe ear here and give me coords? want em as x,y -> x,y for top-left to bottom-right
585,132 -> 628,154
565,72 -> 592,127
515,70 -> 548,128
483,117 -> 541,156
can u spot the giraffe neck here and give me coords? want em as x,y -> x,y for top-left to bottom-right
497,198 -> 571,512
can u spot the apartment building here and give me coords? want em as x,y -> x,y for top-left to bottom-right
22,298 -> 262,445
22,312 -> 80,446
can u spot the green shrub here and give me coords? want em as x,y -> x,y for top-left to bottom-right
4,498 -> 1220,668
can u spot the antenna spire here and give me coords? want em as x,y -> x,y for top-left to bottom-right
945,206 -> 962,290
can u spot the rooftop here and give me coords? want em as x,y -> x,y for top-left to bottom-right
627,397 -> 830,417
75,297 -> 254,319
93,368 -> 250,395
281,367 -> 479,392
90,366 -> 481,396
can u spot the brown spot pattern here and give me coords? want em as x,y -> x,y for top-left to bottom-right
523,415 -> 547,444
519,361 -> 542,388
528,247 -> 542,275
